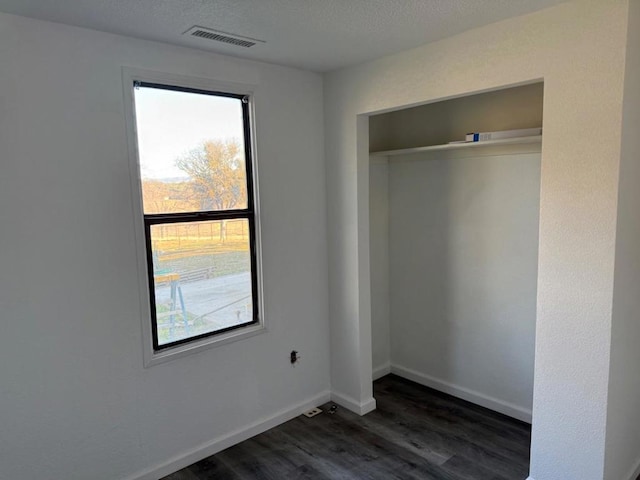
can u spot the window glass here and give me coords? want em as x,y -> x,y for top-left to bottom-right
134,86 -> 248,214
149,219 -> 253,346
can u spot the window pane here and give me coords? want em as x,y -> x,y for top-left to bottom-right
134,85 -> 248,214
149,219 -> 254,346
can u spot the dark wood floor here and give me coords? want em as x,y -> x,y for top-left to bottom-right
163,375 -> 531,480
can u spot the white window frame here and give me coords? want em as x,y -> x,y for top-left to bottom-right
122,67 -> 266,367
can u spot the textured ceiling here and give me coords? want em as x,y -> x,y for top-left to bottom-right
0,0 -> 567,72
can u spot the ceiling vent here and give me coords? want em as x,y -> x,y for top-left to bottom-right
183,26 -> 265,48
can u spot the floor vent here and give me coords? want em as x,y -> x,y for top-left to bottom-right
184,26 -> 264,48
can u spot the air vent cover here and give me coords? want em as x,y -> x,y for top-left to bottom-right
183,26 -> 264,48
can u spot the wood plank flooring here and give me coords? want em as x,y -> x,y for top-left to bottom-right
163,375 -> 531,480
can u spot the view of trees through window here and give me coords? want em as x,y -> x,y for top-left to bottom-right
133,83 -> 256,348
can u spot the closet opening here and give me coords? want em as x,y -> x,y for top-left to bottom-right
367,82 -> 543,477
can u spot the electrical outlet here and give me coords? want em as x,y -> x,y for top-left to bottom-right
303,407 -> 322,418
290,350 -> 300,364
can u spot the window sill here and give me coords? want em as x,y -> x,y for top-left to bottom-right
143,322 -> 266,367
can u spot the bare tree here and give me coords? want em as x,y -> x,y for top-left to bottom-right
176,139 -> 246,241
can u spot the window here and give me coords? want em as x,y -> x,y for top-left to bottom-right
129,78 -> 260,354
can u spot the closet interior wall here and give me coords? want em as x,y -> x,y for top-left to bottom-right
369,84 -> 543,422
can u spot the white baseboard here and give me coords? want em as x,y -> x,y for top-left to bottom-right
625,456 -> 640,480
391,364 -> 532,423
372,362 -> 391,380
123,390 -> 331,480
331,390 -> 377,416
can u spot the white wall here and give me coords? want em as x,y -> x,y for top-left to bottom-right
386,149 -> 540,422
324,1 -> 629,479
0,13 -> 329,480
605,1 -> 640,479
369,159 -> 390,377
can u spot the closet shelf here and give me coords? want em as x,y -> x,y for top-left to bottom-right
369,135 -> 542,157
